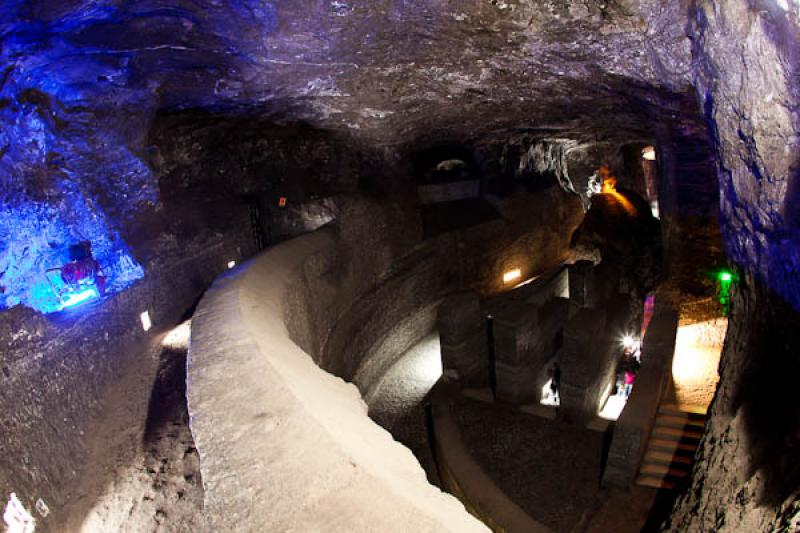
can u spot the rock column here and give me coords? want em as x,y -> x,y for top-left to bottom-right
437,292 -> 488,386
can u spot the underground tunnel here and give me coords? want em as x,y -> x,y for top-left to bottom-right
1,1 -> 799,532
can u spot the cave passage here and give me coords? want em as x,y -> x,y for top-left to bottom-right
2,2 -> 799,533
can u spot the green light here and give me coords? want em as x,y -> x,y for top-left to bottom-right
719,272 -> 733,282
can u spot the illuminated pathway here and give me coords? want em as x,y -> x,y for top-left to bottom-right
670,317 -> 727,413
366,334 -> 443,483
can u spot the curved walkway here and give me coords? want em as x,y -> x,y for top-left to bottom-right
366,333 -> 442,482
186,230 -> 486,532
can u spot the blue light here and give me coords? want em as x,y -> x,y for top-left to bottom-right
58,287 -> 99,310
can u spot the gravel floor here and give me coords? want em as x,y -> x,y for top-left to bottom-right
453,398 -> 607,533
366,334 -> 442,484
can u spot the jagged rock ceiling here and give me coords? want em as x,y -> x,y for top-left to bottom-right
3,0 -> 696,144
1,0 -> 709,311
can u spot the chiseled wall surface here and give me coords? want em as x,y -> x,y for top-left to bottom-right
667,2 -> 800,530
286,191 -> 581,392
0,221 -> 251,533
187,228 -> 488,532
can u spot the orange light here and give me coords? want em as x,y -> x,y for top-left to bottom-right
503,268 -> 522,284
596,163 -> 636,215
599,163 -> 616,193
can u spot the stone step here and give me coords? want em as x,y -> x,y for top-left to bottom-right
647,438 -> 698,454
643,449 -> 694,466
653,425 -> 703,441
655,413 -> 706,429
636,475 -> 677,490
659,402 -> 709,417
640,462 -> 690,478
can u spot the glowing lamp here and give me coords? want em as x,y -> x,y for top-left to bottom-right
718,271 -> 733,282
641,146 -> 656,161
503,268 -> 522,284
140,311 -> 152,332
621,334 -> 640,352
58,287 -> 99,310
227,260 -> 236,269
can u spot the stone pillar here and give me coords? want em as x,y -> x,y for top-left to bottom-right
568,260 -> 596,317
558,307 -> 614,425
437,291 -> 488,386
494,298 -> 569,404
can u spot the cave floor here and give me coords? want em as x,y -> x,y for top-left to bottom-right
670,316 -> 727,414
61,324 -> 206,533
452,397 -> 673,533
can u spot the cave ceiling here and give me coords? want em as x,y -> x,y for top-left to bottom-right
0,0 -> 713,311
3,0 -> 699,146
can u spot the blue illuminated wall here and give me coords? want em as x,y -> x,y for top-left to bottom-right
0,8 -> 158,313
0,0 -> 282,314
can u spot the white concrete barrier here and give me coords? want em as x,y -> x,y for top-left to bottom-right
187,229 -> 487,532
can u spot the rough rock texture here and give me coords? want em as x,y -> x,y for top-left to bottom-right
72,333 -> 206,533
1,0 -> 797,530
365,333 -> 442,484
0,230 -> 248,532
666,2 -> 800,531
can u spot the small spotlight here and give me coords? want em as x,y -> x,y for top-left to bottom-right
621,334 -> 640,352
718,271 -> 733,283
503,268 -> 522,284
227,260 -> 236,269
641,146 -> 656,161
140,311 -> 152,332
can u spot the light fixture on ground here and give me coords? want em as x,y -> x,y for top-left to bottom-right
227,260 -> 236,269
641,145 -> 656,161
140,311 -> 152,332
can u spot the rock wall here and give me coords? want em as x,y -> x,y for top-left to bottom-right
667,1 -> 800,530
0,111 -> 376,530
287,187 -> 582,391
0,225 -> 252,532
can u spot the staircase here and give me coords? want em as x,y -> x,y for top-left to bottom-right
635,403 -> 707,489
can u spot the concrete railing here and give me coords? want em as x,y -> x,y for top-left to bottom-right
601,300 -> 679,488
187,229 -> 487,532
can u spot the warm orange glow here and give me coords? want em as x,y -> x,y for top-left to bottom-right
599,163 -> 617,193
597,163 -> 636,215
672,318 -> 727,414
503,268 -> 522,284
